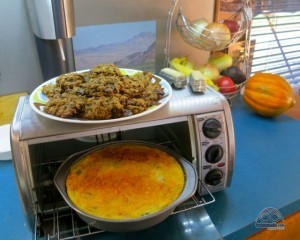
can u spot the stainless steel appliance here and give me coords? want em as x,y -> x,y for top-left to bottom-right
25,0 -> 215,81
25,0 -> 76,81
11,85 -> 234,239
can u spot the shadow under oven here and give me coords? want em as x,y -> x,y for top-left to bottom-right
11,87 -> 235,239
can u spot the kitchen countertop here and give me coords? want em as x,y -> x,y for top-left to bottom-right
1,96 -> 300,240
205,97 -> 300,239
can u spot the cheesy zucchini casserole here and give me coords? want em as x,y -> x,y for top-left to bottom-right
66,144 -> 185,220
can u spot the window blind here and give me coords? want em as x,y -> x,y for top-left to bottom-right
250,0 -> 300,83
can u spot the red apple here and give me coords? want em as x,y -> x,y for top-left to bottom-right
222,20 -> 240,33
217,76 -> 236,94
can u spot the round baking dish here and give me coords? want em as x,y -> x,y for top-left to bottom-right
54,140 -> 198,232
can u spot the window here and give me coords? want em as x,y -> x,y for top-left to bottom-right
250,0 -> 300,83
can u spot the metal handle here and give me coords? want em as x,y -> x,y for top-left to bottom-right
164,0 -> 180,67
26,0 -> 75,39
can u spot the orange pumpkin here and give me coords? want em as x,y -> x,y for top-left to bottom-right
243,73 -> 296,117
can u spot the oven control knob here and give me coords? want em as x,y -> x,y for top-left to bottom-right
205,169 -> 223,186
202,119 -> 222,138
205,145 -> 223,163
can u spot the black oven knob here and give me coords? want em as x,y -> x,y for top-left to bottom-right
205,169 -> 223,186
202,119 -> 222,138
205,145 -> 223,163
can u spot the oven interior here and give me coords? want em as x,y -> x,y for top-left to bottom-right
29,121 -> 214,240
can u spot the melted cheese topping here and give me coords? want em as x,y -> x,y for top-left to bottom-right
66,144 -> 185,220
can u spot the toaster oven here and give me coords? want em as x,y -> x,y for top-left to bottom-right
11,86 -> 235,239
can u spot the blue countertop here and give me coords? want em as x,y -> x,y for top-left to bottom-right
0,160 -> 32,240
205,97 -> 300,239
2,97 -> 300,240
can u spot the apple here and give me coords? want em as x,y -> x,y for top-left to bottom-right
221,66 -> 247,84
200,22 -> 231,51
208,53 -> 233,71
198,64 -> 220,83
191,18 -> 209,38
217,76 -> 236,94
222,20 -> 240,33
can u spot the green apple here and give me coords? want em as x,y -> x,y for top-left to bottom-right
208,53 -> 233,71
198,64 -> 220,83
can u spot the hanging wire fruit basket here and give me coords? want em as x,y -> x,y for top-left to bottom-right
164,0 -> 252,100
176,7 -> 250,52
164,0 -> 252,62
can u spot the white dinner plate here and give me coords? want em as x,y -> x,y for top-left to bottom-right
29,68 -> 172,124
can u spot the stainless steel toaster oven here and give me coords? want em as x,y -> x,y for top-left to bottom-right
11,86 -> 235,239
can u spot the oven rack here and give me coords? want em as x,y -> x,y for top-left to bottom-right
35,181 -> 215,240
